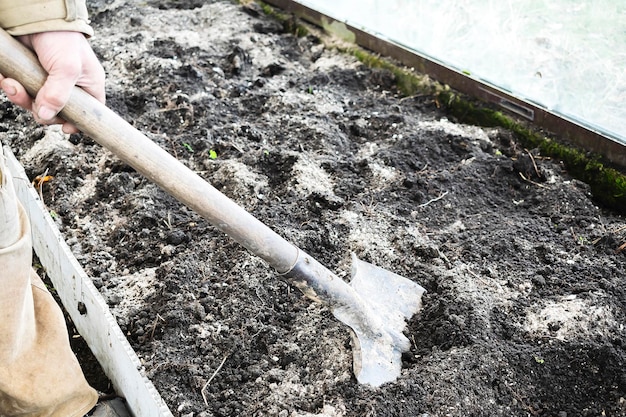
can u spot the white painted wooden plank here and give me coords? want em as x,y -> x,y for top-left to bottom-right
4,146 -> 173,417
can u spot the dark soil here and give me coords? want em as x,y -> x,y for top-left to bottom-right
35,257 -> 114,395
1,1 -> 625,416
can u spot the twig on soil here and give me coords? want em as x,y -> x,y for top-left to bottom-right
359,195 -> 378,215
230,141 -> 245,154
162,211 -> 173,230
504,384 -> 540,416
201,354 -> 230,406
438,249 -> 452,267
466,266 -> 503,292
525,148 -> 541,178
399,93 -> 428,102
149,313 -> 165,340
418,190 -> 449,208
160,133 -> 179,159
617,241 -> 626,253
518,172 -> 546,188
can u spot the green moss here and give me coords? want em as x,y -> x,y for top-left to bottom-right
351,49 -> 435,96
441,91 -> 626,211
256,1 -> 309,37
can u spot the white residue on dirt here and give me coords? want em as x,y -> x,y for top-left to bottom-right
312,51 -> 360,72
355,141 -> 378,160
292,155 -> 336,197
524,295 -> 620,341
417,118 -> 491,141
405,224 -> 436,248
339,209 -> 396,261
367,161 -> 399,191
108,267 -> 158,318
211,159 -> 268,201
442,219 -> 467,235
352,140 -> 401,195
292,403 -> 347,417
272,89 -> 344,115
21,126 -> 74,173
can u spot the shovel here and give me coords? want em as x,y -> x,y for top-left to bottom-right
0,28 -> 425,387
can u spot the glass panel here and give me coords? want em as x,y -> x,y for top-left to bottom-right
299,0 -> 626,144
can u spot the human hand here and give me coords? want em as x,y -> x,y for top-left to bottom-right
0,31 -> 105,134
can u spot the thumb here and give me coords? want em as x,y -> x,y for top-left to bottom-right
33,61 -> 80,122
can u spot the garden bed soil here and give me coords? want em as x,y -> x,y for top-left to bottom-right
1,1 -> 625,416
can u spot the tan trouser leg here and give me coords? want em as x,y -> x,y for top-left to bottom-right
0,147 -> 20,249
0,149 -> 97,417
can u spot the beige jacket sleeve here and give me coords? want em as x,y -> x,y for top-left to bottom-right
0,0 -> 93,37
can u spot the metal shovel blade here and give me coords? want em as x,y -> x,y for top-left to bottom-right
285,253 -> 426,387
346,254 -> 425,386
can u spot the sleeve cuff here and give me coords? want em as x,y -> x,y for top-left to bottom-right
0,0 -> 94,37
4,19 -> 94,37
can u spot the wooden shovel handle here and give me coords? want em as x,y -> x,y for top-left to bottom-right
0,28 -> 299,274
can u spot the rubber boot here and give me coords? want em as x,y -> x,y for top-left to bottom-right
0,147 -> 98,416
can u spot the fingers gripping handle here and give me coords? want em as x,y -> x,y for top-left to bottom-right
0,29 -> 49,96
